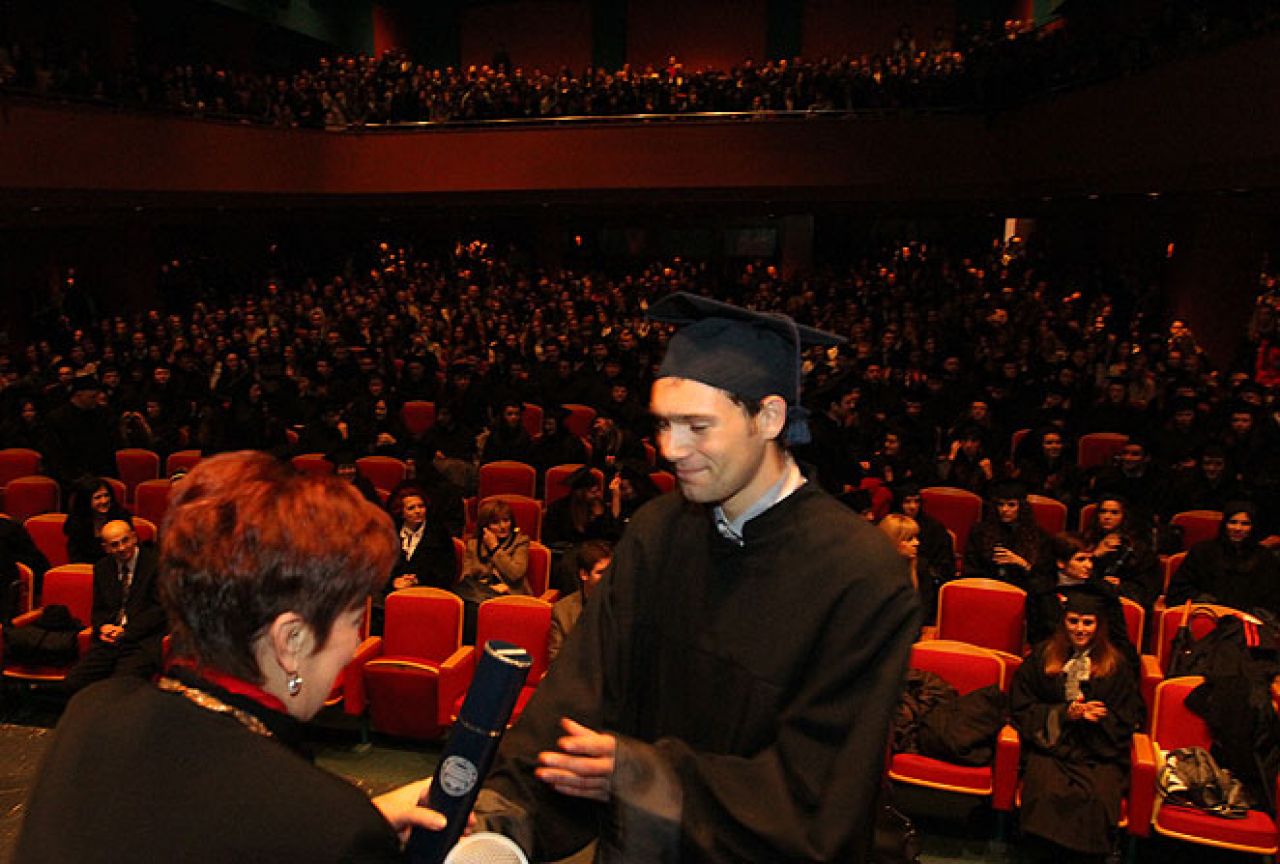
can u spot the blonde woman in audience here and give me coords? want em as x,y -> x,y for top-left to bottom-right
879,513 -> 920,590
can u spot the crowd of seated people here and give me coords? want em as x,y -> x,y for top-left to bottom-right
0,232 -> 1277,857
0,233 -> 1276,625
3,2 -> 1276,126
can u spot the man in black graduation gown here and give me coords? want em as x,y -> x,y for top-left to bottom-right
476,293 -> 920,862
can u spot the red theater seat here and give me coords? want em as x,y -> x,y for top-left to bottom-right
356,456 -> 407,494
133,479 -> 173,527
934,577 -> 1027,657
291,453 -> 334,476
920,487 -> 982,557
888,640 -> 1019,812
560,404 -> 596,440
1128,676 -> 1279,855
5,476 -> 60,523
24,513 -> 69,568
361,588 -> 468,740
115,448 -> 160,506
478,461 -> 537,501
401,401 -> 436,438
1077,432 -> 1128,470
0,449 -> 41,510
164,449 -> 203,477
2,564 -> 94,686
444,596 -> 553,727
1169,510 -> 1223,551
1026,494 -> 1067,536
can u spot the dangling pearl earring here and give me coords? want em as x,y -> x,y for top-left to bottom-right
286,670 -> 303,697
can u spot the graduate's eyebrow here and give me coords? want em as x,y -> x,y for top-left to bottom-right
650,411 -> 717,424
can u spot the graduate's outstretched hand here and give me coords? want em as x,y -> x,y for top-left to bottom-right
536,717 -> 616,802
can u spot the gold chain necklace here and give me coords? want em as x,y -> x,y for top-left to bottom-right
157,676 -> 273,738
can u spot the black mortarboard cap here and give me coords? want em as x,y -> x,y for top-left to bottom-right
561,464 -> 600,492
1061,582 -> 1111,617
69,376 -> 101,393
647,292 -> 845,445
988,479 -> 1028,501
837,488 -> 874,514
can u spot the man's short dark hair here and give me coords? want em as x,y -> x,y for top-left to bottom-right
575,540 -> 612,579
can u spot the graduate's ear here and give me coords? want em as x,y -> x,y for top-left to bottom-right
755,395 -> 787,442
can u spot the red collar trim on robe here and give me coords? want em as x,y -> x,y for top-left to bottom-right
168,659 -> 288,714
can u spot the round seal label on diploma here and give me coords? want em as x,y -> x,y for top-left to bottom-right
439,755 -> 480,797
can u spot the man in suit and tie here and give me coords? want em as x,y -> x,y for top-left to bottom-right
65,519 -> 166,694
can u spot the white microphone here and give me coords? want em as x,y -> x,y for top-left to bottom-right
442,833 -> 529,864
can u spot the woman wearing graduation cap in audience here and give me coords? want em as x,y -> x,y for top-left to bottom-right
607,459 -> 662,526
541,464 -> 620,547
963,479 -> 1052,589
529,405 -> 588,483
1024,534 -> 1141,677
1011,582 -> 1144,860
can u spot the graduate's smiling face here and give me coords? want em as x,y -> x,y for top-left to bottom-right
651,377 -> 785,521
1064,612 -> 1098,650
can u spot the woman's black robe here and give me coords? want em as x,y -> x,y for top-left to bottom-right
1010,643 -> 1145,854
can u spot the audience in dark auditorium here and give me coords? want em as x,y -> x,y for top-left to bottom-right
3,2 -> 1276,127
0,206 -> 1276,858
3,234 -> 1280,570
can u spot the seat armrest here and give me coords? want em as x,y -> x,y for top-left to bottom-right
992,724 -> 1021,811
437,645 -> 476,728
1127,733 -> 1157,837
1140,655 -> 1162,723
11,609 -> 40,627
539,589 -> 561,604
989,649 -> 1023,690
341,636 -> 382,717
77,627 -> 92,656
917,625 -> 938,641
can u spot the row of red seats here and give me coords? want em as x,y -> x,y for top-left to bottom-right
294,456 -> 676,541
922,485 -> 1231,559
0,568 -> 554,759
0,447 -> 203,521
348,589 -> 553,741
921,574 -> 1279,852
6,569 -> 1271,855
926,575 -> 1258,706
895,637 -> 1279,858
397,400 -> 602,443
